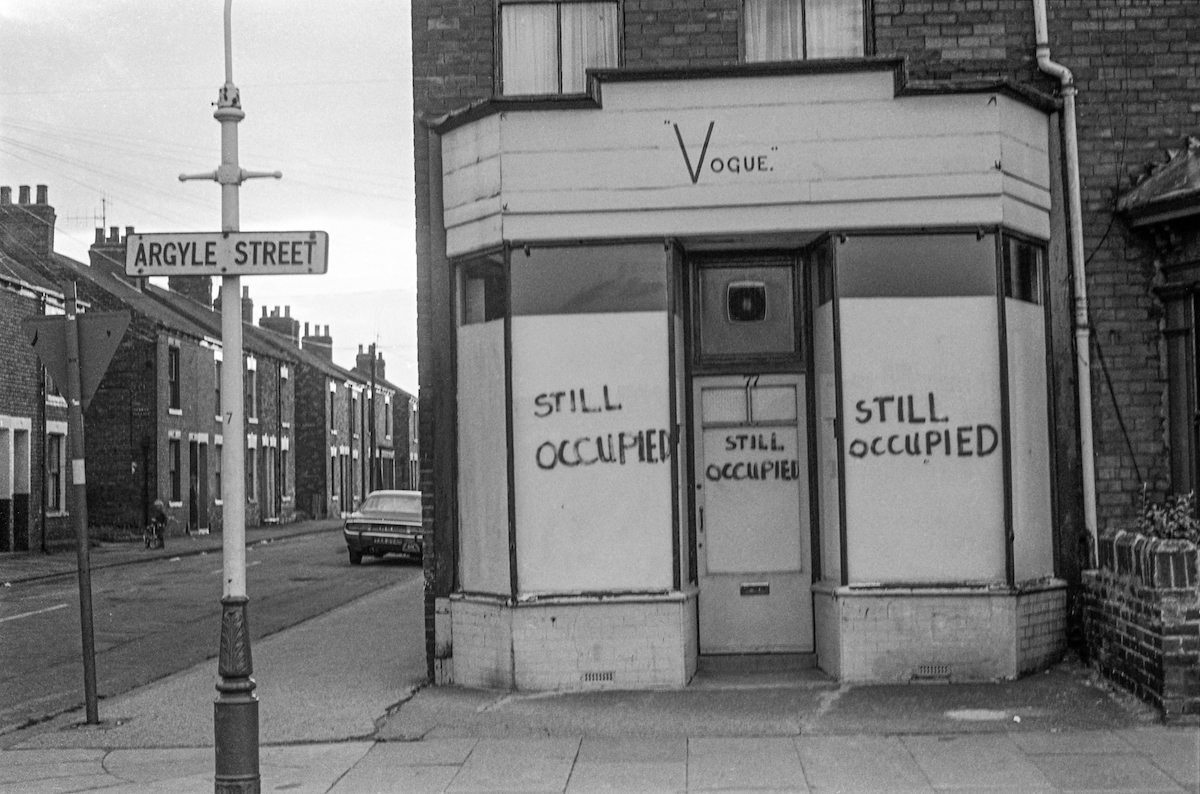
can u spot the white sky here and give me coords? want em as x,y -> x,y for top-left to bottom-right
0,0 -> 418,394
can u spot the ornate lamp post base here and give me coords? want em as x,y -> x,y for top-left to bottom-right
215,595 -> 259,794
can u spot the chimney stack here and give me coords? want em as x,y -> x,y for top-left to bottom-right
241,285 -> 254,325
0,184 -> 57,262
260,304 -> 302,345
302,323 -> 334,360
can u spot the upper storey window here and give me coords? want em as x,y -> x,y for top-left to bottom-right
744,0 -> 864,61
501,0 -> 619,95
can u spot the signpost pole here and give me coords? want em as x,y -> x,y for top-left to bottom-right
63,282 -> 99,726
178,2 -> 274,791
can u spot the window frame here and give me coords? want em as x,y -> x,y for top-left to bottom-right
498,0 -> 622,97
46,430 -> 66,513
739,0 -> 871,63
169,439 -> 182,503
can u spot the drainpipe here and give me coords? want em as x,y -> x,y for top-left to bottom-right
1034,0 -> 1098,565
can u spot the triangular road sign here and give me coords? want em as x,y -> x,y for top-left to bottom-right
23,311 -> 130,411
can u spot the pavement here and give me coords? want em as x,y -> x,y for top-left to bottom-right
1,528 -> 1197,793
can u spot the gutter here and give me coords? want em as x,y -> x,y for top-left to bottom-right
1034,0 -> 1098,564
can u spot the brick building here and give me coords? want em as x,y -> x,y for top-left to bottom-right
412,0 -> 1197,688
0,186 -> 70,551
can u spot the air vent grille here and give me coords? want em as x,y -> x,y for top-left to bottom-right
913,664 -> 950,680
581,671 -> 615,683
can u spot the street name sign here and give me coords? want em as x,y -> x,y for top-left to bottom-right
124,231 -> 329,277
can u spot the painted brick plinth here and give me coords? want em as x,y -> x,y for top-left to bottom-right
813,579 -> 1067,683
443,591 -> 699,691
1083,531 -> 1200,725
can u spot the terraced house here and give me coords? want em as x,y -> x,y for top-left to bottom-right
412,0 -> 1199,688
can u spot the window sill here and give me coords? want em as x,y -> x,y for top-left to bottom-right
46,395 -> 67,408
215,499 -> 223,506
46,509 -> 69,518
169,501 -> 183,508
168,408 -> 183,416
248,417 -> 259,425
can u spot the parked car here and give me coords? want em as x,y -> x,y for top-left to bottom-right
343,490 -> 425,565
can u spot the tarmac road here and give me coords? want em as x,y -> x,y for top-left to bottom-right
0,524 -> 421,736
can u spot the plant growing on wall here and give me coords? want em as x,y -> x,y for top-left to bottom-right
1137,486 -> 1200,544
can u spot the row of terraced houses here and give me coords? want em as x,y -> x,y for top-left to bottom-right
0,184 -> 417,553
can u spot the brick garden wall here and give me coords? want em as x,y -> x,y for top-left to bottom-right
1083,530 -> 1200,724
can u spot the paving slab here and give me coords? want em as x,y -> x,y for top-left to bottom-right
1026,751 -> 1187,793
900,734 -> 1055,792
687,737 -> 808,791
445,737 -> 581,793
795,735 -> 933,793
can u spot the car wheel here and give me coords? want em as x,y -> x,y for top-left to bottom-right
348,549 -> 363,565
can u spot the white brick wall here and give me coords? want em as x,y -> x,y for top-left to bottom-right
447,592 -> 698,691
814,580 -> 1067,683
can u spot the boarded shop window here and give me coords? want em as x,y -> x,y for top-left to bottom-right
501,1 -> 618,95
744,0 -> 864,61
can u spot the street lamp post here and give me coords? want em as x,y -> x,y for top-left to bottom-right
179,2 -> 280,792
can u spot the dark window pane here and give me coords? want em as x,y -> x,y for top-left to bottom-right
699,264 -> 796,357
511,244 -> 668,315
837,233 -> 997,298
1003,236 -> 1044,304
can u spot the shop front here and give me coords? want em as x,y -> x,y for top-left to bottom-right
430,61 -> 1067,689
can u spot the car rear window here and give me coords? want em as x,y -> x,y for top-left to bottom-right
362,492 -> 422,522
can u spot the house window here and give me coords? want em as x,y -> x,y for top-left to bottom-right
500,0 -> 619,95
168,345 -> 181,410
215,443 -> 223,500
46,432 -> 66,512
743,0 -> 864,61
282,448 -> 290,495
245,360 -> 258,421
169,439 -> 181,502
329,387 -> 337,432
385,398 -> 392,437
247,446 -> 257,502
1165,291 -> 1199,499
351,394 -> 358,436
215,360 -> 222,418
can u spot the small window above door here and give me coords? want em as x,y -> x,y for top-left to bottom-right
696,260 -> 799,362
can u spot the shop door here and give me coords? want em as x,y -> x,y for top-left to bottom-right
694,374 -> 812,654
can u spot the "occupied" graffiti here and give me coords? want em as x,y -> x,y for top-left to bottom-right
848,391 -> 998,460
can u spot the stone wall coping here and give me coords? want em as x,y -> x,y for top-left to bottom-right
450,588 -> 697,608
812,578 -> 1066,597
1097,529 -> 1198,590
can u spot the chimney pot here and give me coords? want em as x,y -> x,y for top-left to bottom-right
262,306 -> 268,318
94,228 -> 105,245
304,322 -> 310,336
284,306 -> 291,318
109,226 -> 119,243
125,226 -> 134,240
36,185 -> 48,204
358,344 -> 364,354
243,286 -> 250,298
18,186 -> 30,204
0,187 -> 10,204
324,325 -> 329,336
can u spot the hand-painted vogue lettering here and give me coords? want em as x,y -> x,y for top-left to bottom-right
671,121 -> 776,185
847,392 -> 998,460
533,385 -> 672,471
